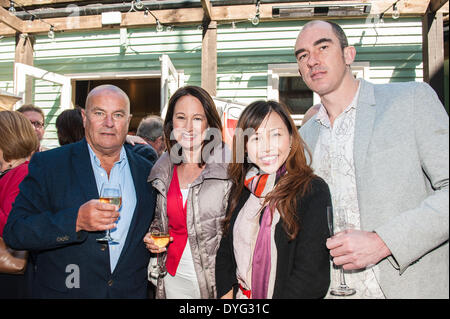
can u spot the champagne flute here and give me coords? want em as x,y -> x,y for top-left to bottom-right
150,225 -> 170,277
327,206 -> 356,296
96,182 -> 121,244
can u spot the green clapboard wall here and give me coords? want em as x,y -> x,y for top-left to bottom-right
0,18 -> 423,148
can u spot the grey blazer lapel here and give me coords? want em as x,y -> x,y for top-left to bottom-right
354,79 -> 377,180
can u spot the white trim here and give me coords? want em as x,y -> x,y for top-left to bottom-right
14,63 -> 72,110
66,70 -> 162,80
160,54 -> 183,119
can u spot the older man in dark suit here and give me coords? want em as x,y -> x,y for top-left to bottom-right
4,85 -> 156,298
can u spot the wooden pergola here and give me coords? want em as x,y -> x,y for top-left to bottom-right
1,0 -> 448,102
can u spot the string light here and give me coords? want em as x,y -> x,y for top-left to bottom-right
135,0 -> 144,10
251,0 -> 261,26
10,0 -> 261,39
392,2 -> 400,19
378,1 -> 400,22
10,0 -> 63,40
48,26 -> 55,39
9,1 -> 16,13
156,20 -> 164,32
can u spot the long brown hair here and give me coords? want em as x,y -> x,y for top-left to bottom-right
223,100 -> 314,241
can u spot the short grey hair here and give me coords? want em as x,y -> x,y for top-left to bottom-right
136,115 -> 164,142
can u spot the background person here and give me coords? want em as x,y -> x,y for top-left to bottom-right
136,115 -> 166,157
55,107 -> 85,146
0,111 -> 38,298
16,104 -> 46,152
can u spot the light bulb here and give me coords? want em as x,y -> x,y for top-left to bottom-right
9,1 -> 15,13
251,15 -> 260,26
135,0 -> 144,10
48,27 -> 55,40
392,4 -> 400,19
231,22 -> 236,29
377,13 -> 385,25
156,21 -> 164,32
166,26 -> 173,32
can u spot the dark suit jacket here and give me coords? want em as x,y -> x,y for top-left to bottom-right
215,177 -> 331,299
3,139 -> 156,298
132,143 -> 158,165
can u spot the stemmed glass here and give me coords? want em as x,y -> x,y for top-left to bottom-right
149,225 -> 170,277
327,206 -> 356,296
96,182 -> 121,244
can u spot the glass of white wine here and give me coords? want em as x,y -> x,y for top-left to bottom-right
96,182 -> 121,244
150,225 -> 170,277
327,206 -> 356,296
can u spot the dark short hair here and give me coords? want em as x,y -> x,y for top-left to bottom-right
327,21 -> 349,49
163,86 -> 223,166
302,20 -> 348,50
16,104 -> 45,123
55,108 -> 85,145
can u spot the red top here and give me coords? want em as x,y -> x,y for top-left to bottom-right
0,161 -> 29,237
165,165 -> 188,276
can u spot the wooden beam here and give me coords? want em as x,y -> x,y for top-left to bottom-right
201,0 -> 212,21
201,20 -> 217,97
422,11 -> 445,104
0,6 -> 23,32
14,33 -> 35,104
15,33 -> 34,65
0,1 -> 439,37
429,0 -> 449,12
1,0 -> 436,14
1,0 -> 87,6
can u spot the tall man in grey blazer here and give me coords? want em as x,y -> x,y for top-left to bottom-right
296,20 -> 448,298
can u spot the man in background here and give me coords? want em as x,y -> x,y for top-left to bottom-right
17,104 -> 46,152
136,115 -> 165,157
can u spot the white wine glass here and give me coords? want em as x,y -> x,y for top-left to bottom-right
96,182 -> 121,244
327,206 -> 356,297
149,225 -> 170,277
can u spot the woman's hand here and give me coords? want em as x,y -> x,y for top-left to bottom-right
143,232 -> 173,253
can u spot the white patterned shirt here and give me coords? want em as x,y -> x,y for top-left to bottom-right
312,83 -> 385,299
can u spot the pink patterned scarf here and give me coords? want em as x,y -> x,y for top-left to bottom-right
244,165 -> 286,299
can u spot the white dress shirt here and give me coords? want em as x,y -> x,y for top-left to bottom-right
312,83 -> 385,299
